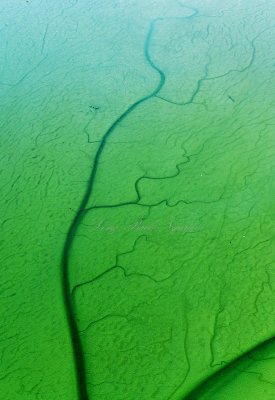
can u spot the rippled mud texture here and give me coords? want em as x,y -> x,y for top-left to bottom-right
1,0 -> 275,399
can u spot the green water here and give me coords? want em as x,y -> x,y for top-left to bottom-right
1,0 -> 275,399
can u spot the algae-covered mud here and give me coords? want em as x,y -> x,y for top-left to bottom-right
1,0 -> 275,399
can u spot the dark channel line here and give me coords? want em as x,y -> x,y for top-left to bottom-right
61,18 -> 165,400
183,334 -> 275,400
61,6 -> 199,399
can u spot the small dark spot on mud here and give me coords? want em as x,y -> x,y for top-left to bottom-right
89,105 -> 99,111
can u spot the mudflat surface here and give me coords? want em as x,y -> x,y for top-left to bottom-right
1,1 -> 275,399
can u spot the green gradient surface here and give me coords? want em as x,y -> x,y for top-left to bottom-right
1,0 -> 275,399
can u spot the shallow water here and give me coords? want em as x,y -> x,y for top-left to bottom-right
1,0 -> 275,399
